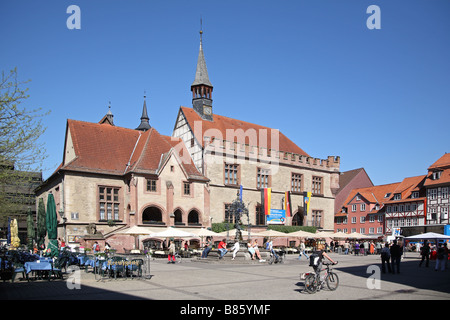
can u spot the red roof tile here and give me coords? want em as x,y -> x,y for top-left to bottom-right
62,119 -> 206,180
337,182 -> 400,214
428,153 -> 450,170
180,107 -> 310,157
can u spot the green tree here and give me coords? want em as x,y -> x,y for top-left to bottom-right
0,68 -> 49,224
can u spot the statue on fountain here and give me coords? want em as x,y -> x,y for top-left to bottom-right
228,190 -> 249,243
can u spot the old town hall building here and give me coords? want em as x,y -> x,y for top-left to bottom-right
36,30 -> 340,251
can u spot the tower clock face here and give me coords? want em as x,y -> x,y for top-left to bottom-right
203,106 -> 212,115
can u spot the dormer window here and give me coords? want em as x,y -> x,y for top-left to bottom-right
432,171 -> 442,180
384,193 -> 391,198
394,193 -> 401,200
411,191 -> 419,199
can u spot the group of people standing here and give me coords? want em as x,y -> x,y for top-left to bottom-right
341,240 -> 381,255
380,240 -> 403,274
380,239 -> 449,274
418,241 -> 449,271
201,237 -> 267,262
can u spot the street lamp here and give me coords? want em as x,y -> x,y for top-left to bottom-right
58,209 -> 67,244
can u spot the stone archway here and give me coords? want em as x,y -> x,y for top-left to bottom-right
142,206 -> 164,225
188,209 -> 200,225
292,207 -> 305,226
174,209 -> 184,225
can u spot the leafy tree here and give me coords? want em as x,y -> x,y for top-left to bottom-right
0,68 -> 49,224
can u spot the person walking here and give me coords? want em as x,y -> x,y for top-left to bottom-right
390,240 -> 402,274
419,241 -> 430,267
435,243 -> 446,271
380,243 -> 392,273
168,240 -> 176,264
343,241 -> 349,255
298,240 -> 309,260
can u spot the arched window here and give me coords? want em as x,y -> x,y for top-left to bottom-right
174,209 -> 183,225
142,206 -> 164,225
188,209 -> 199,225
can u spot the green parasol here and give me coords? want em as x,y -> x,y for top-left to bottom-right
37,197 -> 46,251
27,207 -> 35,250
46,193 -> 59,257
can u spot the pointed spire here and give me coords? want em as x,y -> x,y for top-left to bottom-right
192,20 -> 212,87
106,101 -> 114,124
99,101 -> 114,125
135,92 -> 151,131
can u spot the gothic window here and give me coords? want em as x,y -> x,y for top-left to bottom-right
257,168 -> 270,189
99,186 -> 120,221
312,176 -> 323,195
291,173 -> 302,193
224,163 -> 239,186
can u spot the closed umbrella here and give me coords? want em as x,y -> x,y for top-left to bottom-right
46,193 -> 59,257
27,207 -> 35,250
37,198 -> 46,251
10,218 -> 20,249
6,217 -> 11,245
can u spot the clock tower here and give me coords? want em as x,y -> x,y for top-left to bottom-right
191,26 -> 213,121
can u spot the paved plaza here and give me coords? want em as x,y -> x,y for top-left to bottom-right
1,252 -> 449,301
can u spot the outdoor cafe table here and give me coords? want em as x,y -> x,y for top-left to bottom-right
24,261 -> 53,280
77,255 -> 89,266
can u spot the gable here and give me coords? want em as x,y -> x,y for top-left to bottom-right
179,106 -> 310,157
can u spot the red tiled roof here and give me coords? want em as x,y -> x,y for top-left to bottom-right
180,107 -> 310,157
428,153 -> 450,170
424,168 -> 450,186
391,175 -> 426,199
337,182 -> 400,214
64,120 -> 142,175
61,119 -> 206,180
424,153 -> 450,187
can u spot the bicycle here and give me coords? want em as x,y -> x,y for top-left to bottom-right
302,262 -> 339,294
268,249 -> 286,265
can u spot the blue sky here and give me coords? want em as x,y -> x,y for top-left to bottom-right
1,0 -> 449,185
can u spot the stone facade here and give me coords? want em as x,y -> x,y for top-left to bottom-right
173,111 -> 341,231
36,119 -> 209,252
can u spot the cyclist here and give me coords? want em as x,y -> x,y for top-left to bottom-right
310,248 -> 337,280
267,239 -> 279,262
